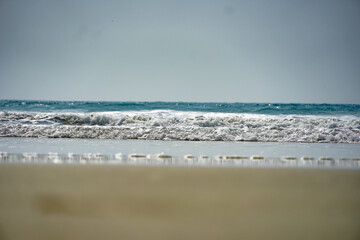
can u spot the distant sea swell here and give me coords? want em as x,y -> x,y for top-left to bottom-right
1,100 -> 359,143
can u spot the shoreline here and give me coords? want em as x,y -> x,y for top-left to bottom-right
1,137 -> 360,159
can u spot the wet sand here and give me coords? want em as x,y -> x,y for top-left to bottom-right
0,165 -> 359,240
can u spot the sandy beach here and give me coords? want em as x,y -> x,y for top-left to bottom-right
0,164 -> 359,240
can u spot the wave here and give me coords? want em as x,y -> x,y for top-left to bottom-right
2,100 -> 360,116
1,111 -> 359,143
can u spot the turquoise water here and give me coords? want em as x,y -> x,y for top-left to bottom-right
1,100 -> 360,143
1,100 -> 360,116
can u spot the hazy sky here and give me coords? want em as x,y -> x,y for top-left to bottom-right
0,0 -> 359,103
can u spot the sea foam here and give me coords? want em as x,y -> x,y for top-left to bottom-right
1,110 -> 359,143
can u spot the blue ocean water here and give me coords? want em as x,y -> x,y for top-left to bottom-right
1,100 -> 360,116
1,100 -> 359,143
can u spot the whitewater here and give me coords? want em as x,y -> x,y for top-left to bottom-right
1,100 -> 359,143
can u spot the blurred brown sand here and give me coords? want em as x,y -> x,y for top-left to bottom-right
0,165 -> 359,240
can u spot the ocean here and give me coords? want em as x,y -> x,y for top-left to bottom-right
1,100 -> 359,167
1,100 -> 360,142
0,100 -> 360,143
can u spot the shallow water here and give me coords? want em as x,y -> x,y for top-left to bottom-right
1,137 -> 359,158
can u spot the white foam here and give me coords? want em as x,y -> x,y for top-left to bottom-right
1,110 -> 359,143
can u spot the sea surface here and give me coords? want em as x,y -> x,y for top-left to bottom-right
1,100 -> 359,143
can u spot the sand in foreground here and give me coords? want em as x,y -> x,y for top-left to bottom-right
0,165 -> 359,240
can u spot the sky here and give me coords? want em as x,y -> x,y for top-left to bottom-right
0,0 -> 359,104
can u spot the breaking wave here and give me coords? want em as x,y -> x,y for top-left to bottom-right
1,110 -> 359,143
